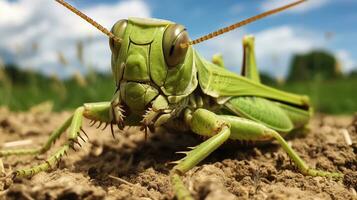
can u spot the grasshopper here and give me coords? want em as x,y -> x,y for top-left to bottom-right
0,0 -> 343,199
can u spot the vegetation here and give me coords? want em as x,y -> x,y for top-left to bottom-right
1,47 -> 356,114
287,50 -> 341,82
0,64 -> 115,111
271,78 -> 357,114
0,62 -> 356,114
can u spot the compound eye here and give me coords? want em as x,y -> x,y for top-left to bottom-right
109,19 -> 128,54
163,24 -> 189,68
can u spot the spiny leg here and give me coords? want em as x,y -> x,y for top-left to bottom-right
84,101 -> 122,138
170,109 -> 231,200
269,128 -> 342,178
14,107 -> 84,177
110,89 -> 125,129
171,109 -> 343,199
220,115 -> 343,178
0,115 -> 73,157
140,95 -> 170,136
15,102 -> 114,177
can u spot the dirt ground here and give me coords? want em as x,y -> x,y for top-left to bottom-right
0,107 -> 356,200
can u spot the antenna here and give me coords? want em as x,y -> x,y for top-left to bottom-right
181,0 -> 306,48
55,0 -> 122,43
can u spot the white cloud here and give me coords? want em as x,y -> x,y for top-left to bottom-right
254,26 -> 323,77
197,26 -> 323,78
335,50 -> 356,73
261,0 -> 329,13
0,1 -> 31,25
0,0 -> 151,77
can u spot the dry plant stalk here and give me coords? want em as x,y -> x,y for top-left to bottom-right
3,139 -> 33,148
341,129 -> 352,146
0,158 -> 5,176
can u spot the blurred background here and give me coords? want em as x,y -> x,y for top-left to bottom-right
0,0 -> 356,114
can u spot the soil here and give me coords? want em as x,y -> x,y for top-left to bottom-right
0,107 -> 356,200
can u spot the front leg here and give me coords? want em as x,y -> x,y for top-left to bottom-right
1,102 -> 115,177
140,95 -> 182,134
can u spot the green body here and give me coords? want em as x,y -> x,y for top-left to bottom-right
0,17 -> 341,200
110,18 -> 311,135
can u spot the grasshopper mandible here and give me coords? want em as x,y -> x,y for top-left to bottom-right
0,0 -> 343,199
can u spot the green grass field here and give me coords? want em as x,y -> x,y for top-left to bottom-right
274,78 -> 357,114
0,72 -> 115,111
0,69 -> 356,114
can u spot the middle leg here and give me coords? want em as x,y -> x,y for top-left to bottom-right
170,108 -> 231,200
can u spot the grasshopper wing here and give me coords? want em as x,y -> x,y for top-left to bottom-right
225,97 -> 293,132
195,52 -> 310,108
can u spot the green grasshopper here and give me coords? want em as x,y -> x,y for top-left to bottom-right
0,0 -> 343,199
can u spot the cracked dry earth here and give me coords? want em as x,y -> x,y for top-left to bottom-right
0,107 -> 356,200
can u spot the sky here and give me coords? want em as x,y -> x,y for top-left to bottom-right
0,0 -> 356,79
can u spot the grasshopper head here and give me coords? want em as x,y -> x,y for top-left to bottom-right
109,18 -> 197,113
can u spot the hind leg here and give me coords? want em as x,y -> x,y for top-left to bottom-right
220,114 -> 343,178
171,109 -> 342,200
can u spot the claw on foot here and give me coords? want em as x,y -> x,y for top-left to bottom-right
111,102 -> 125,126
140,107 -> 160,138
110,123 -> 115,139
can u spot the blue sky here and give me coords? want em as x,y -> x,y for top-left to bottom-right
0,0 -> 356,78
